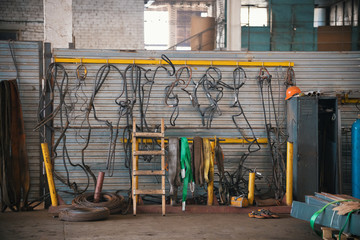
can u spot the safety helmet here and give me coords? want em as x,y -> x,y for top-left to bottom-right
285,86 -> 301,100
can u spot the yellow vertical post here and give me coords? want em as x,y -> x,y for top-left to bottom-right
207,140 -> 215,205
248,172 -> 255,205
41,143 -> 58,206
286,141 -> 294,206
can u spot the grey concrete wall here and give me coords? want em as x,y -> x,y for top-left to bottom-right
72,0 -> 144,49
0,0 -> 44,41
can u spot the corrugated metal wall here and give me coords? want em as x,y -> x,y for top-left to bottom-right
51,49 -> 360,203
0,41 -> 42,201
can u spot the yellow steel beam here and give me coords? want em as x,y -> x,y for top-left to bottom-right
341,94 -> 360,104
54,57 -> 294,67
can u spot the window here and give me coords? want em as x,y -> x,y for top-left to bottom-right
0,30 -> 19,40
241,7 -> 268,27
144,11 -> 169,50
314,8 -> 326,27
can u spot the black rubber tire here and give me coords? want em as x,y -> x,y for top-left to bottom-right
72,192 -> 125,214
59,207 -> 110,222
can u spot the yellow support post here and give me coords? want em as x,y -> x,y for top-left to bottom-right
286,141 -> 294,206
207,140 -> 215,205
248,172 -> 255,205
41,143 -> 58,206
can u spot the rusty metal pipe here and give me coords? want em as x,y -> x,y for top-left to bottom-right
94,171 -> 105,203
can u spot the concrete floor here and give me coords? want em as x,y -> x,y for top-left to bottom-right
0,209 -> 320,240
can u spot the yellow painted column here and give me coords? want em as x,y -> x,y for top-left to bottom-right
286,141 -> 294,206
207,140 -> 215,205
41,143 -> 58,206
248,172 -> 255,205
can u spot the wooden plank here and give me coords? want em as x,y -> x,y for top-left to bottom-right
133,170 -> 165,176
134,132 -> 164,138
133,150 -> 164,156
134,189 -> 165,195
336,194 -> 360,201
321,227 -> 336,239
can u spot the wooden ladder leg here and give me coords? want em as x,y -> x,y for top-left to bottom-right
132,118 -> 137,216
161,118 -> 165,216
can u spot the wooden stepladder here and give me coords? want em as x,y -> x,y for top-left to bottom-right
132,118 -> 166,216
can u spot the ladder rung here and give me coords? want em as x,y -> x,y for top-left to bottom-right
134,189 -> 165,195
134,132 -> 164,138
133,150 -> 164,156
133,170 -> 165,176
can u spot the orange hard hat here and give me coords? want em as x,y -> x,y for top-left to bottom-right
285,86 -> 301,100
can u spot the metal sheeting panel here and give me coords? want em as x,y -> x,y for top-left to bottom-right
52,49 -> 360,202
0,41 -> 42,201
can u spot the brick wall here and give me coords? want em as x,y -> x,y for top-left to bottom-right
0,0 -> 144,49
73,0 -> 144,49
0,0 -> 44,41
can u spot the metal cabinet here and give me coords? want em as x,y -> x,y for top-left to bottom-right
287,96 -> 338,201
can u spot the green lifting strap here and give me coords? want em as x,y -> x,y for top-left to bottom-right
180,137 -> 194,210
338,209 -> 358,237
310,199 -> 356,237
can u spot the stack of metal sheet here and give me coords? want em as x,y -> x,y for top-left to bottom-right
291,192 -> 360,236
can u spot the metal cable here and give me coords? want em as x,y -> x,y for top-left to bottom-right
227,67 -> 261,153
258,66 -> 286,200
165,66 -> 192,126
193,67 -> 223,128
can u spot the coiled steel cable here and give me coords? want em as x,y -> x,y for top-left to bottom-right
72,192 -> 126,214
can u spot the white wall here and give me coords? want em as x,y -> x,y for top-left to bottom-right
44,0 -> 73,48
226,0 -> 241,50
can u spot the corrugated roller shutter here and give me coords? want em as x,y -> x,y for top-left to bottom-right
51,49 -> 360,202
0,41 -> 42,201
